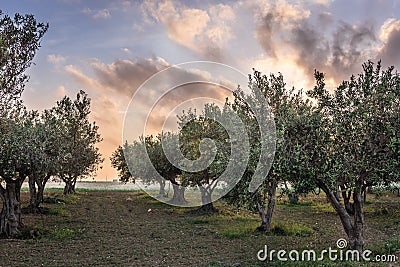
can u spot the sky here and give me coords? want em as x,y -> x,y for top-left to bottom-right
2,0 -> 400,181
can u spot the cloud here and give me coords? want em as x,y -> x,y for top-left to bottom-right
286,20 -> 377,83
56,85 -> 67,98
121,0 -> 132,11
121,47 -> 132,54
93,9 -> 111,19
90,57 -> 170,97
132,23 -> 144,32
317,11 -> 334,28
255,13 -> 277,58
255,0 -> 311,58
82,7 -> 92,15
21,84 -> 70,112
65,65 -> 102,91
146,83 -> 229,134
141,0 -> 236,60
47,54 -> 67,64
64,56 -> 235,180
253,0 -> 311,23
376,18 -> 400,67
90,95 -> 125,180
313,0 -> 333,6
254,1 -> 379,85
82,7 -> 111,19
329,22 -> 376,78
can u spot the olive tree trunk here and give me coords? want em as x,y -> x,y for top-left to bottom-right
157,179 -> 167,198
28,175 -> 40,214
0,182 -> 21,237
63,176 -> 77,195
169,183 -> 187,205
257,181 -> 277,232
28,174 -> 50,213
198,186 -> 216,213
320,180 -> 365,252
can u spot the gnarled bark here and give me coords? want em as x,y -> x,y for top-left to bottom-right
319,179 -> 365,252
28,174 -> 50,213
63,177 -> 77,195
0,182 -> 21,237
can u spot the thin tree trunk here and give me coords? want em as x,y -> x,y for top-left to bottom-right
350,186 -> 365,252
288,192 -> 298,204
361,186 -> 367,203
265,183 -> 277,227
169,183 -> 187,205
72,177 -> 77,191
256,201 -> 269,231
198,186 -> 216,212
28,175 -> 40,214
257,181 -> 277,232
36,176 -> 48,205
0,182 -> 21,237
341,186 -> 355,215
157,179 -> 167,198
319,180 -> 365,253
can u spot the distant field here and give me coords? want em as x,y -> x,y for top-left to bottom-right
20,181 -> 140,191
0,190 -> 399,266
21,181 -> 232,207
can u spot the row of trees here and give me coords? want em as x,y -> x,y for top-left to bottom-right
226,62 -> 399,251
112,61 -> 399,252
112,105 -> 238,211
0,11 -> 103,237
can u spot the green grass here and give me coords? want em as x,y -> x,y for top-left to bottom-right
184,205 -> 315,239
22,224 -> 85,242
186,218 -> 212,225
385,237 -> 400,254
270,221 -> 314,237
48,206 -> 69,216
46,226 -> 85,240
312,202 -> 336,213
368,237 -> 400,255
218,216 -> 260,239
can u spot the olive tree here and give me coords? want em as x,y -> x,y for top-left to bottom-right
0,10 -> 47,236
112,138 -> 169,198
291,61 -> 400,252
0,113 -> 34,236
26,109 -> 65,213
0,10 -> 48,115
115,134 -> 182,200
177,104 -> 230,212
54,91 -> 103,194
111,142 -> 133,183
151,133 -> 184,203
224,70 -> 300,231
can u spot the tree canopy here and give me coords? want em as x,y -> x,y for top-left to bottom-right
0,10 -> 48,115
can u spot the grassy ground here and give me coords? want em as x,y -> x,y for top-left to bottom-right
0,190 -> 399,266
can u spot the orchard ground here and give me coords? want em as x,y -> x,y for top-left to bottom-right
0,183 -> 399,266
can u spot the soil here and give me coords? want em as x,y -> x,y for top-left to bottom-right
0,191 -> 398,266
